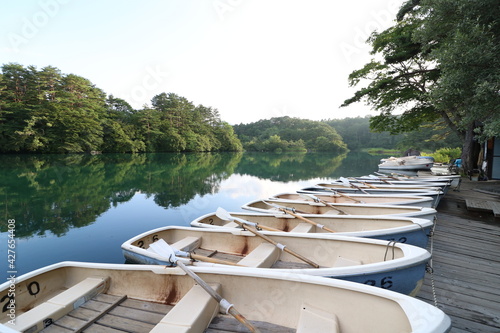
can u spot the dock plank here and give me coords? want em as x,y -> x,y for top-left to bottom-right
417,182 -> 500,333
489,201 -> 500,217
465,199 -> 493,212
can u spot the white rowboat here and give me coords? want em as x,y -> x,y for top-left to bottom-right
0,261 -> 451,333
271,192 -> 435,208
121,226 -> 431,295
379,156 -> 435,171
242,199 -> 437,221
190,211 -> 433,248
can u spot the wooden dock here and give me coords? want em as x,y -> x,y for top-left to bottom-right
416,179 -> 500,332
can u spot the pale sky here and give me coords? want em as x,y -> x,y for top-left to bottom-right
1,0 -> 404,124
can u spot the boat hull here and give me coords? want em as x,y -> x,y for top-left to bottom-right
379,156 -> 435,171
379,163 -> 434,170
326,260 -> 428,296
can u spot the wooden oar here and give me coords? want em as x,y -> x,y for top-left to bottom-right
339,177 -> 369,194
345,177 -> 379,189
153,239 -> 243,266
216,208 -> 319,268
262,200 -> 337,233
149,240 -> 260,333
332,190 -> 365,203
299,194 -> 349,215
322,188 -> 367,203
189,253 -> 243,266
215,210 -> 281,232
367,175 -> 393,185
261,200 -> 309,214
357,181 -> 379,189
279,208 -> 337,233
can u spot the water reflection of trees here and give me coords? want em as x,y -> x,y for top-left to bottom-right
235,152 -> 348,181
0,152 -> 360,239
0,153 -> 242,238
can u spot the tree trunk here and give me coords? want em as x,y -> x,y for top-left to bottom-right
461,123 -> 481,175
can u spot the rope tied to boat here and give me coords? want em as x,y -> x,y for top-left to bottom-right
384,241 -> 397,261
426,264 -> 438,308
427,215 -> 439,308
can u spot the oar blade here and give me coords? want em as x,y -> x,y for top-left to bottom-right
148,239 -> 178,262
216,207 -> 233,221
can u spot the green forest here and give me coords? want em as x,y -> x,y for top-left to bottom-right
233,117 -> 348,153
234,116 -> 461,153
0,61 -> 468,155
0,63 -> 242,153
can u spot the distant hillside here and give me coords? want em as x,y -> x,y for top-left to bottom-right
325,116 -> 462,152
233,116 -> 348,152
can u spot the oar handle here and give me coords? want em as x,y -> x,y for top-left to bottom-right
281,206 -> 308,214
279,208 -> 336,233
234,220 -> 319,268
254,224 -> 282,232
235,217 -> 282,232
175,260 -> 260,332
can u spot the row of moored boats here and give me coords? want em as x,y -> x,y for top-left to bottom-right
1,173 -> 458,332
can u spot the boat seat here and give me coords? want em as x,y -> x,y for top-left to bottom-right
223,221 -> 239,228
290,223 -> 315,233
150,283 -> 221,333
296,304 -> 340,333
170,236 -> 201,252
237,243 -> 281,268
333,256 -> 363,267
5,276 -> 109,333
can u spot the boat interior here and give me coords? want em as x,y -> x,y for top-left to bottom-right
195,213 -> 416,233
129,230 -> 404,270
8,276 -> 297,332
2,265 -> 415,333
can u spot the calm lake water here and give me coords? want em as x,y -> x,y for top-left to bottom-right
0,151 -> 384,280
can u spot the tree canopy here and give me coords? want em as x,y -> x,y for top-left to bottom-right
0,63 -> 242,153
341,0 -> 500,172
233,116 -> 348,153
